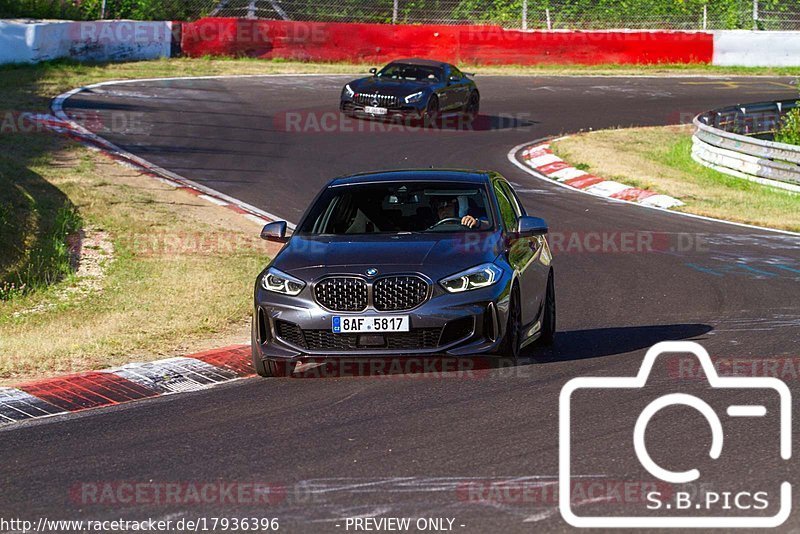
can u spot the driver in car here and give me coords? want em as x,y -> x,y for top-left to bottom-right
433,196 -> 488,229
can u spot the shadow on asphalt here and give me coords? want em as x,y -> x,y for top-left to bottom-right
529,323 -> 714,364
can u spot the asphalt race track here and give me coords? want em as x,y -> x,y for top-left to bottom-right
2,75 -> 800,532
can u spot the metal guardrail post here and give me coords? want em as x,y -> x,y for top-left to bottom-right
522,0 -> 528,30
753,0 -> 759,30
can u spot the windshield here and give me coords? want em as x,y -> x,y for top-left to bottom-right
298,182 -> 495,235
376,63 -> 443,82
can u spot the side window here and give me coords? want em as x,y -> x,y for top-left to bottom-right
501,182 -> 524,217
493,182 -> 518,232
450,66 -> 463,80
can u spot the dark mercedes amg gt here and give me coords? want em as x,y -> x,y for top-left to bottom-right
339,59 -> 479,121
252,170 -> 555,377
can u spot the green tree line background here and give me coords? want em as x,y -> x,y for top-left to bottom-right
0,0 -> 797,29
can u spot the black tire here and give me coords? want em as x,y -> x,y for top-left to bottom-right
424,95 -> 439,125
463,91 -> 480,121
537,270 -> 556,346
266,359 -> 297,377
251,316 -> 296,378
252,350 -> 271,377
497,284 -> 521,361
255,357 -> 296,378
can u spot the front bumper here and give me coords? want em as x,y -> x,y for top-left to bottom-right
340,100 -> 425,121
253,279 -> 512,362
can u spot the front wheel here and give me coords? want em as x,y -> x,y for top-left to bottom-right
496,284 -> 521,361
255,354 -> 296,378
252,317 -> 297,378
536,270 -> 556,346
423,95 -> 439,126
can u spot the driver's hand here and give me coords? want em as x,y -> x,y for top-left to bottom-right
461,215 -> 478,228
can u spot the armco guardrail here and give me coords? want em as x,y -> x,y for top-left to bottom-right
692,99 -> 800,193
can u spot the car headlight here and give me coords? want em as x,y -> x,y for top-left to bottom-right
405,91 -> 424,104
343,84 -> 355,98
261,267 -> 305,296
440,263 -> 503,293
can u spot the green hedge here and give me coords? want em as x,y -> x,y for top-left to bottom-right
0,0 -> 203,21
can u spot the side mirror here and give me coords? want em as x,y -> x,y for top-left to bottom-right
260,221 -> 289,243
517,216 -> 548,236
369,67 -> 377,75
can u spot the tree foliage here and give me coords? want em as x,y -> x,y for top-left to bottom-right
0,0 -> 796,29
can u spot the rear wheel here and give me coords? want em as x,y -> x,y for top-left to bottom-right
463,91 -> 480,121
497,284 -> 521,361
537,270 -> 556,346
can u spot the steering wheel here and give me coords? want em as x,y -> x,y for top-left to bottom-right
428,217 -> 463,229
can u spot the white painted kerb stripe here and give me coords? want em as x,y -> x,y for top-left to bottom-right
550,167 -> 587,181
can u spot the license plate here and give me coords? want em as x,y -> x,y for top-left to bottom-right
364,105 -> 388,115
333,315 -> 409,333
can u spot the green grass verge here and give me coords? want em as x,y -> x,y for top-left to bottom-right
0,134 -> 83,301
0,139 -> 275,383
551,125 -> 800,232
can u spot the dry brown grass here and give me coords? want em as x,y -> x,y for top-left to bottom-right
0,144 -> 280,384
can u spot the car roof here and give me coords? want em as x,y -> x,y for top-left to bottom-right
329,170 -> 491,186
387,58 -> 452,69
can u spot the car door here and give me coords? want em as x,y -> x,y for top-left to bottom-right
439,65 -> 464,112
494,179 -> 546,335
447,66 -> 471,109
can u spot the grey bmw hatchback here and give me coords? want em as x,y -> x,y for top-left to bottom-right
252,170 -> 555,377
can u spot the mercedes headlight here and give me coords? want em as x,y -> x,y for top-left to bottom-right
343,84 -> 355,98
405,91 -> 424,104
261,267 -> 305,296
440,263 -> 503,293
